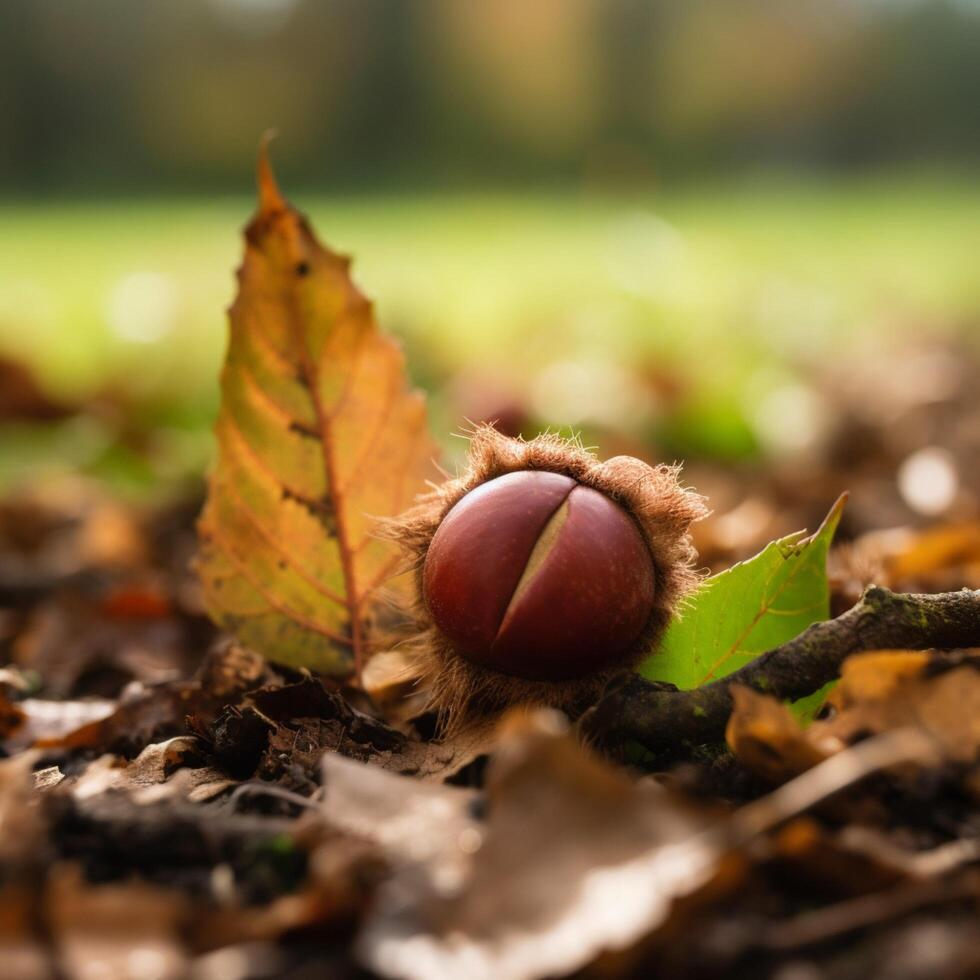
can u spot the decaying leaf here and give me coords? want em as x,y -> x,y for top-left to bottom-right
321,749 -> 479,866
728,650 -> 980,788
211,673 -> 491,785
643,494 -> 845,718
66,736 -> 234,805
884,522 -> 980,588
35,642 -> 271,759
725,684 -> 828,784
47,866 -> 187,980
809,650 -> 980,763
197,145 -> 438,677
345,709 -> 932,980
349,711 -> 722,980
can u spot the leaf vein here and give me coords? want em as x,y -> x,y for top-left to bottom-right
205,522 -> 353,647
215,472 -> 347,608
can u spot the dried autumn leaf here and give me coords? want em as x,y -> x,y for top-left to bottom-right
197,147 -> 438,677
349,711 -> 929,980
346,711 -> 721,980
809,650 -> 980,763
725,684 -> 828,784
728,651 -> 980,787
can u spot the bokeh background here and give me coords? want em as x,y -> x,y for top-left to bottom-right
1,0 -> 978,561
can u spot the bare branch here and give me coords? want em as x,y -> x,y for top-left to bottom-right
580,587 -> 980,755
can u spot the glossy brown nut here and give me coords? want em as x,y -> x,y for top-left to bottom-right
422,470 -> 656,681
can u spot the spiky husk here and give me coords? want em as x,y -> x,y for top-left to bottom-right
382,425 -> 708,731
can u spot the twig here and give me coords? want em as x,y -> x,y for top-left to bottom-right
724,728 -> 935,846
227,781 -> 321,811
762,875 -> 979,952
840,827 -> 980,878
580,586 -> 980,754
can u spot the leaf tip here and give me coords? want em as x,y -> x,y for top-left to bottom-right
798,492 -> 850,550
821,491 -> 849,536
256,130 -> 286,214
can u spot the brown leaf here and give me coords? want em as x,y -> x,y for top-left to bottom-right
809,650 -> 980,764
726,684 -> 828,784
321,750 -> 479,865
728,651 -> 980,790
43,643 -> 271,758
46,866 -> 187,980
766,818 -> 908,897
213,674 -> 489,785
352,710 -> 721,980
197,143 -> 438,678
3,695 -> 116,752
63,736 -> 233,805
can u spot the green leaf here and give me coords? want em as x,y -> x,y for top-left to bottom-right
640,494 -> 846,713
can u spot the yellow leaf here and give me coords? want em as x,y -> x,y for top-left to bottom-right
197,144 -> 438,677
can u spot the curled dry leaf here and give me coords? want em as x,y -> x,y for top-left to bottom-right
340,711 -> 931,980
197,145 -> 438,678
34,642 -> 271,759
725,684 -> 828,784
349,710 -> 721,980
809,650 -> 980,764
884,522 -> 980,589
728,650 -> 980,787
217,674 -> 491,786
66,737 -> 234,805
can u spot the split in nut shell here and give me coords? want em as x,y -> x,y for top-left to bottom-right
383,425 -> 707,731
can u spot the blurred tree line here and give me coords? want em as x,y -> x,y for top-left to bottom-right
0,0 -> 978,194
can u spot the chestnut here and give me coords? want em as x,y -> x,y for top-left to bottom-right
386,425 -> 706,727
422,471 -> 656,681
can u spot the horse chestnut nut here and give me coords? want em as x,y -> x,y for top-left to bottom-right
422,471 -> 656,681
386,425 -> 706,726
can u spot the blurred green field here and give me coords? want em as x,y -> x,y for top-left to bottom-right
1,175 -> 978,489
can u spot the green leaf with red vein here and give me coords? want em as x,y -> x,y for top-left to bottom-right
197,149 -> 438,677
